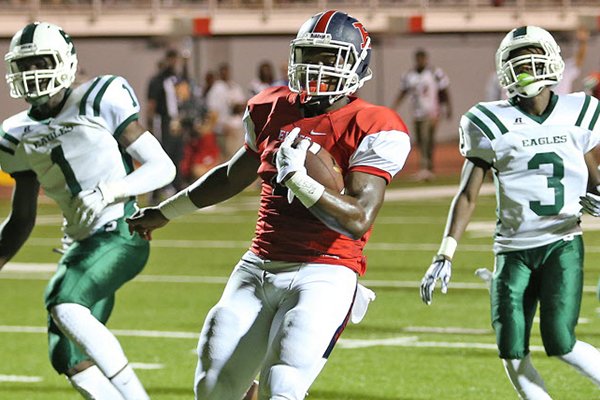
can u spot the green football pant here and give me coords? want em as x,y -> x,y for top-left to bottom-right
45,219 -> 149,374
491,235 -> 583,359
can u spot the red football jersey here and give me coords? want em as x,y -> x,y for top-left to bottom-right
244,86 -> 410,275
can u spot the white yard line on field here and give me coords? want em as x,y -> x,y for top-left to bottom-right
0,375 -> 43,383
129,363 -> 164,370
23,236 -> 600,251
1,263 -> 598,294
384,183 -> 496,201
0,325 -> 554,353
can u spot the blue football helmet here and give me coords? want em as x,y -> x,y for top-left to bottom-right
288,10 -> 373,103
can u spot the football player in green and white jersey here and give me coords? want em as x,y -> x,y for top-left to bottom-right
0,22 -> 176,399
420,26 -> 600,399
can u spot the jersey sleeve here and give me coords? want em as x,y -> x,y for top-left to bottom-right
459,114 -> 495,164
0,121 -> 31,174
349,107 -> 411,183
349,131 -> 410,183
80,75 -> 141,139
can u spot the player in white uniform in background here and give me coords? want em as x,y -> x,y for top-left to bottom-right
128,10 -> 410,400
0,22 -> 176,399
419,26 -> 600,399
421,26 -> 600,399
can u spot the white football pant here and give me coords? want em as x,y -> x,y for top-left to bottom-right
194,251 -> 357,400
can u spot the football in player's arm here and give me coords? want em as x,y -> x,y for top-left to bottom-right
419,25 -> 600,399
0,22 -> 176,400
128,10 -> 410,400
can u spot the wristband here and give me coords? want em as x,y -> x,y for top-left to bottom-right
437,236 -> 457,259
285,171 -> 325,208
158,189 -> 198,220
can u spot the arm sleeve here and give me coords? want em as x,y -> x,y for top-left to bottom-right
103,132 -> 176,200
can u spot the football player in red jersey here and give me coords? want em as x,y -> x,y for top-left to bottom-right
128,10 -> 411,400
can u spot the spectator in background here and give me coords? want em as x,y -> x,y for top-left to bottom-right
393,48 -> 452,182
273,61 -> 290,86
180,111 -> 220,184
553,27 -> 588,95
200,70 -> 216,99
583,68 -> 600,99
485,70 -> 508,101
147,49 -> 183,199
249,60 -> 276,97
206,62 -> 246,158
222,103 -> 246,160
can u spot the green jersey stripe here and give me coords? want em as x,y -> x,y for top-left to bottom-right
113,113 -> 139,140
475,104 -> 508,134
50,146 -> 81,195
93,75 -> 118,117
575,95 -> 591,127
588,100 -> 600,131
0,144 -> 15,155
465,112 -> 495,141
2,132 -> 19,146
79,77 -> 102,116
19,23 -> 37,45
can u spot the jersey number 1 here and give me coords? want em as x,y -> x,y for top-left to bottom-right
527,152 -> 564,216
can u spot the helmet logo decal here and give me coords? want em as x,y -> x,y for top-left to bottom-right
352,22 -> 370,49
512,26 -> 528,38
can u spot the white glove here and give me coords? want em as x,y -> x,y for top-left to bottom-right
475,267 -> 493,291
275,127 -> 310,184
420,256 -> 452,305
580,192 -> 600,217
73,183 -> 115,228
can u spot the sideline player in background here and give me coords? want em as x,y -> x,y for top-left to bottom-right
0,22 -> 176,399
392,48 -> 452,182
419,26 -> 600,399
128,10 -> 410,400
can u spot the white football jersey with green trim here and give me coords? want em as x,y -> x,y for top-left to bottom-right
0,75 -> 140,240
460,92 -> 600,253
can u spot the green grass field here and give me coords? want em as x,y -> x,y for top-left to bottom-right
1,180 -> 599,399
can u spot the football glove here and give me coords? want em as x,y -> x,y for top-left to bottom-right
73,183 -> 115,228
275,127 -> 310,184
420,256 -> 452,305
580,192 -> 600,217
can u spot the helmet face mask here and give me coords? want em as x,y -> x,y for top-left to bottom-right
495,26 -> 564,99
288,10 -> 372,104
5,22 -> 78,104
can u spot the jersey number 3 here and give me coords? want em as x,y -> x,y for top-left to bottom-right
527,152 -> 564,216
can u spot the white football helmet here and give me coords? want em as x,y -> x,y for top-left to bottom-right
288,10 -> 372,104
496,26 -> 564,98
5,22 -> 78,103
